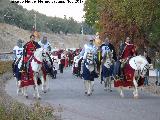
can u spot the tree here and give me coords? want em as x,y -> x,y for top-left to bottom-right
84,0 -> 160,52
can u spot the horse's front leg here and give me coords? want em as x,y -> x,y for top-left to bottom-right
41,75 -> 47,93
91,81 -> 94,92
15,77 -> 21,95
120,86 -> 124,98
22,87 -> 28,98
46,75 -> 50,91
104,77 -> 107,91
34,74 -> 41,99
109,76 -> 112,92
133,79 -> 138,98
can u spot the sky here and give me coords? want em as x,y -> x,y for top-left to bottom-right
18,0 -> 85,22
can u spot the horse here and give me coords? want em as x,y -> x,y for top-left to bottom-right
114,55 -> 149,98
43,51 -> 59,92
15,48 -> 48,99
101,51 -> 114,91
82,50 -> 98,96
72,55 -> 83,77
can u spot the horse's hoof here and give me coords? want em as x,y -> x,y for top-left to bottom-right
47,88 -> 50,91
25,96 -> 28,99
134,95 -> 139,99
85,92 -> 87,94
87,94 -> 91,96
104,88 -> 107,91
44,91 -> 47,93
120,93 -> 124,98
110,89 -> 112,92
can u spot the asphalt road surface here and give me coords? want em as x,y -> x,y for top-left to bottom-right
5,67 -> 160,120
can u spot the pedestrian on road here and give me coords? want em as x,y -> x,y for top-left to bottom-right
154,51 -> 160,86
143,51 -> 151,86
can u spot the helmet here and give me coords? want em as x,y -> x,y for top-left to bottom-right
86,35 -> 95,42
17,39 -> 23,48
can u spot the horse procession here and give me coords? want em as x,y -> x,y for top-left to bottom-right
12,31 -> 156,100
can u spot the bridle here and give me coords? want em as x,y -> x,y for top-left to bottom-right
134,59 -> 148,80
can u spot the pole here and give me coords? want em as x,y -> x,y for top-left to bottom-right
34,14 -> 36,30
80,24 -> 84,48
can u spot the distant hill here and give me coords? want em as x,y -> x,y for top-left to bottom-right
0,1 -> 95,34
0,23 -> 88,52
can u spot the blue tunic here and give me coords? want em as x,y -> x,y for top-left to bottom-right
102,64 -> 114,78
82,60 -> 98,81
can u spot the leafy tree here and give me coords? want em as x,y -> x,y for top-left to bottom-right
84,0 -> 160,51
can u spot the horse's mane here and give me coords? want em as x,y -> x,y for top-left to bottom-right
34,48 -> 44,62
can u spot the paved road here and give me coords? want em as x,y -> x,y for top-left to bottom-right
5,68 -> 160,120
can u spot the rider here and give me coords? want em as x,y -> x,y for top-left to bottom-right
100,36 -> 117,61
20,34 -> 41,72
38,33 -> 52,51
12,39 -> 24,76
80,35 -> 97,96
80,35 -> 97,59
100,37 -> 116,83
119,37 -> 136,81
13,39 -> 24,61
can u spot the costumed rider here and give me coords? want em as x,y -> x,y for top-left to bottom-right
12,39 -> 24,78
100,37 -> 116,83
80,35 -> 98,96
119,37 -> 136,81
38,34 -> 54,77
20,34 -> 41,72
38,33 -> 52,52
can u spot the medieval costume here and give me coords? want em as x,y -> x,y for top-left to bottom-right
81,36 -> 98,96
21,40 -> 41,71
115,39 -> 137,87
100,37 -> 116,83
12,39 -> 23,80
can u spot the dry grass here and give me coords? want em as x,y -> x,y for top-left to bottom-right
0,61 -> 12,75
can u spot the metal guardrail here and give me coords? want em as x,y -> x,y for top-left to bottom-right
0,52 -> 14,61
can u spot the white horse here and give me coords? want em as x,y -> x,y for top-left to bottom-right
16,48 -> 48,99
119,55 -> 149,98
83,51 -> 97,96
102,51 -> 114,91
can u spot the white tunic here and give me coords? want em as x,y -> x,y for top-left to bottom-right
13,46 -> 23,59
38,41 -> 51,50
80,44 -> 97,59
101,45 -> 111,58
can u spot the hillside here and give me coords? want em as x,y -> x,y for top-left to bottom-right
0,23 -> 87,52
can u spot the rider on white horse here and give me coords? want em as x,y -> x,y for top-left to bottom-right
80,35 -> 97,96
38,34 -> 54,87
100,37 -> 116,84
12,39 -> 24,90
38,33 -> 52,51
20,34 -> 41,72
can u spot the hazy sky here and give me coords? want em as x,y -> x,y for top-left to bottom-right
19,0 -> 85,22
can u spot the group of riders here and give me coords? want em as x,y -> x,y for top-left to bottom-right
12,31 -> 159,98
74,35 -> 139,96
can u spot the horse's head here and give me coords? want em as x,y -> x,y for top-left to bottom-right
129,56 -> 149,78
34,48 -> 49,63
103,51 -> 114,68
85,50 -> 95,72
86,51 -> 94,65
139,63 -> 149,77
